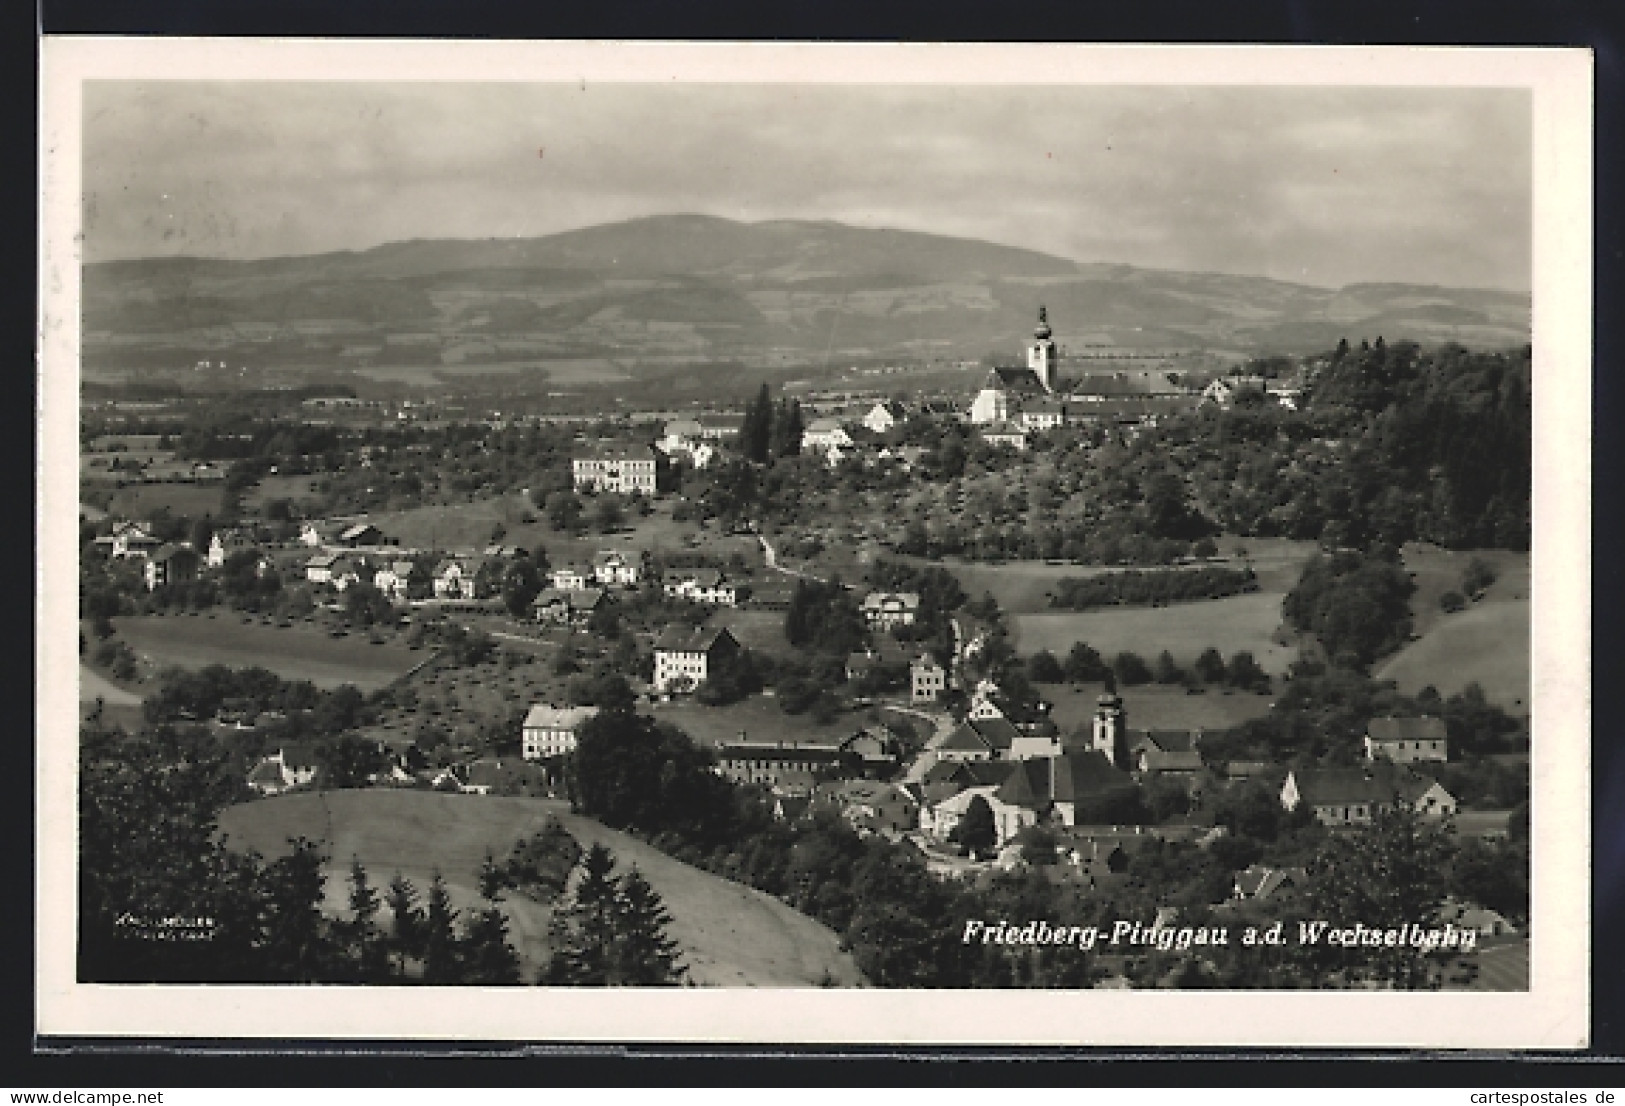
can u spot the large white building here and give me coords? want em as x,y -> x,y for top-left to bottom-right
521,704 -> 600,760
572,445 -> 658,495
652,625 -> 742,693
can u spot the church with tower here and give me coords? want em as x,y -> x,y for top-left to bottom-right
968,305 -> 1066,426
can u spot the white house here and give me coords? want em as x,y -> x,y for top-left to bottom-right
521,704 -> 600,760
801,417 -> 855,454
652,625 -> 741,693
1363,716 -> 1449,763
572,445 -> 658,495
432,556 -> 482,600
861,591 -> 920,629
1281,765 -> 1458,826
143,544 -> 201,591
591,550 -> 642,587
104,522 -> 161,559
550,565 -> 592,591
862,401 -> 908,435
305,552 -> 339,585
665,569 -> 738,606
372,560 -> 417,603
246,745 -> 321,796
910,654 -> 947,703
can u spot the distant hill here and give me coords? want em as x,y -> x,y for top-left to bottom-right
82,213 -> 1531,385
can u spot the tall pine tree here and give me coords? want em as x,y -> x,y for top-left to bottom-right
611,868 -> 687,986
541,844 -> 621,985
422,871 -> 461,984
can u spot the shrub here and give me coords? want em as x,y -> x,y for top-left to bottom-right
1438,590 -> 1466,613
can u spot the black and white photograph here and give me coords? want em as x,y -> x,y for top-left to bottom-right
36,41 -> 1591,1046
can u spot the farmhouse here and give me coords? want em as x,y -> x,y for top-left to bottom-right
550,565 -> 592,591
664,569 -> 738,606
143,544 -> 200,591
696,413 -> 744,440
246,745 -> 321,795
936,716 -> 1022,763
1019,397 -> 1068,432
978,423 -> 1030,451
652,624 -> 741,693
338,522 -> 386,548
532,587 -> 607,626
1280,764 -> 1458,826
1233,865 -> 1307,902
305,552 -> 339,585
103,521 -> 161,559
591,550 -> 643,587
372,560 -> 418,603
572,445 -> 658,495
206,528 -> 254,567
919,784 -> 1007,842
432,556 -> 483,600
801,417 -> 855,454
1201,375 -> 1268,409
814,779 -> 917,835
521,703 -> 600,760
300,520 -> 345,547
862,401 -> 908,434
910,654 -> 947,702
860,591 -> 920,629
1364,715 -> 1449,763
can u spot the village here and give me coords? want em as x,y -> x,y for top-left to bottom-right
77,305 -> 1532,991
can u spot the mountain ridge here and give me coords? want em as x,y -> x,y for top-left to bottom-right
81,213 -> 1531,382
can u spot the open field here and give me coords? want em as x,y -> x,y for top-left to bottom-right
707,608 -> 797,660
650,694 -> 860,749
362,643 -> 570,749
114,615 -> 421,690
1376,601 -> 1530,711
354,496 -> 762,568
1011,591 -> 1294,675
1373,548 -> 1529,711
1397,546 -> 1530,641
1044,681 -> 1275,736
106,483 -> 226,520
217,790 -> 863,987
242,474 -> 328,511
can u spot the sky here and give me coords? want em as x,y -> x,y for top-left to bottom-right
81,82 -> 1532,291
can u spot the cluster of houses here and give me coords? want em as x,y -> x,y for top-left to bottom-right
81,434 -> 229,484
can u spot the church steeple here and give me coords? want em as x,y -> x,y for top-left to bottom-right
1027,304 -> 1057,392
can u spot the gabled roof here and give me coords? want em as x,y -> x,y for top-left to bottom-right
1141,749 -> 1204,773
1223,760 -> 1274,778
1235,865 -> 1305,900
574,444 -> 656,461
340,522 -> 380,540
653,624 -> 739,653
911,653 -> 945,671
996,752 -> 1135,810
149,543 -> 197,564
861,591 -> 920,611
1290,763 -> 1449,807
869,400 -> 908,418
663,419 -> 704,438
922,758 -> 1010,788
278,744 -> 321,770
533,586 -> 606,611
1367,715 -> 1448,743
523,704 -> 600,731
985,366 -> 1049,394
1132,729 -> 1199,755
966,716 -> 1021,752
306,553 -> 338,568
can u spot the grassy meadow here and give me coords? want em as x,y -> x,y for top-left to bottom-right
113,614 -> 422,691
216,790 -> 863,987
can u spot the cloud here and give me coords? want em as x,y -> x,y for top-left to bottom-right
82,82 -> 1531,291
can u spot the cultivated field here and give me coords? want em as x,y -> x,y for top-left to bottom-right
242,474 -> 328,511
362,643 -> 570,749
114,615 -> 422,690
1010,591 -> 1295,675
106,483 -> 226,520
1044,682 -> 1275,736
217,790 -> 864,987
650,695 -> 861,749
1373,548 -> 1530,711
